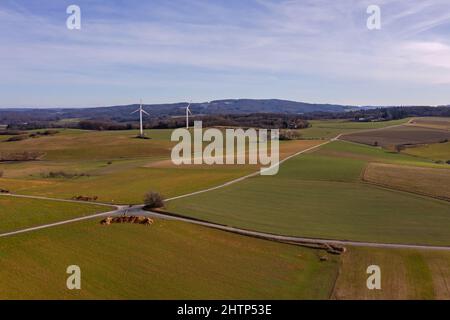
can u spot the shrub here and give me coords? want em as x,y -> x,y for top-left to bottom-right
279,129 -> 302,140
40,171 -> 89,179
0,130 -> 26,135
6,135 -> 28,142
0,151 -> 44,161
144,191 -> 165,209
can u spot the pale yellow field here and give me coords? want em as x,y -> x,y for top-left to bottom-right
363,162 -> 450,201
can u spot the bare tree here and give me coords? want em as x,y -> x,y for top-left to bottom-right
144,191 -> 165,209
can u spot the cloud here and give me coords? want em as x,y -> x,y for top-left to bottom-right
0,0 -> 450,106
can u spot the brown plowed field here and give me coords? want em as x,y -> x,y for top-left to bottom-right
341,125 -> 450,148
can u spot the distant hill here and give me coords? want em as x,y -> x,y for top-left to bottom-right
0,99 -> 357,124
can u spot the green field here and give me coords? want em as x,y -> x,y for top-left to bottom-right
0,196 -> 110,234
403,142 -> 450,162
0,166 -> 254,204
317,140 -> 444,168
168,142 -> 450,245
0,219 -> 339,299
0,129 -> 315,204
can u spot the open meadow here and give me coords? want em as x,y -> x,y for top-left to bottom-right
0,129 -> 321,204
403,142 -> 450,162
0,218 -> 339,299
168,137 -> 450,245
0,196 -> 110,234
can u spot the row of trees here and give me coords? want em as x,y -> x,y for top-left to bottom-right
303,106 -> 450,121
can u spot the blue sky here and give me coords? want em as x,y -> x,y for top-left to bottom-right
1,0 -> 450,107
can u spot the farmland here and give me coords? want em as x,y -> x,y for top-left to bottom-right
0,219 -> 339,299
403,142 -> 450,162
168,146 -> 450,245
333,247 -> 450,300
0,196 -> 110,234
408,117 -> 450,131
0,129 -> 321,204
1,117 -> 450,300
299,118 -> 410,139
340,125 -> 450,148
363,163 -> 450,201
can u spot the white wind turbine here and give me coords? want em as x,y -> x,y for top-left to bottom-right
185,102 -> 193,129
131,99 -> 149,137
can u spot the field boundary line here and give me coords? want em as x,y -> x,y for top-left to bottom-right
0,208 -> 123,238
0,193 -> 117,207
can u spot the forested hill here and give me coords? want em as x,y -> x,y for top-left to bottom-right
0,99 -> 355,123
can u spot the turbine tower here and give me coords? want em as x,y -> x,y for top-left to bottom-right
185,102 -> 192,129
131,99 -> 149,137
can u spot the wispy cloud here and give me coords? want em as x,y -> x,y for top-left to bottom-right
0,0 -> 449,107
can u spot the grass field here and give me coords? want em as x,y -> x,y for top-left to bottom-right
317,140 -> 443,168
168,142 -> 450,245
0,196 -> 110,234
0,130 -> 322,204
363,163 -> 450,201
403,142 -> 450,162
333,247 -> 450,300
0,167 -> 255,204
0,219 -> 339,299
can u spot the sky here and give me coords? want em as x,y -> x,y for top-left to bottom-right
0,0 -> 450,108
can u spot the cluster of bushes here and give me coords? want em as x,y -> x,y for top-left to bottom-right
78,120 -> 133,131
0,151 -> 44,161
0,130 -> 26,135
303,106 -> 450,121
40,171 -> 90,179
279,129 -> 303,140
4,130 -> 59,142
5,135 -> 29,142
29,130 -> 59,137
189,114 -> 310,130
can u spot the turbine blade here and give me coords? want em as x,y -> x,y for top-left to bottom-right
131,109 -> 140,114
142,109 -> 150,116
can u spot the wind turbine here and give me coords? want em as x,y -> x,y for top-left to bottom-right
131,99 -> 149,137
185,102 -> 193,129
